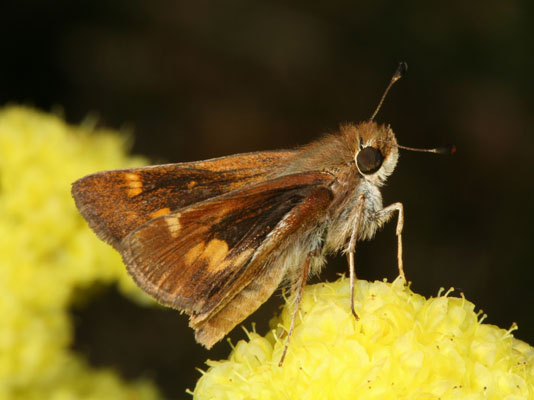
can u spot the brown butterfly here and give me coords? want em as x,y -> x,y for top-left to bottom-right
71,62 -> 453,364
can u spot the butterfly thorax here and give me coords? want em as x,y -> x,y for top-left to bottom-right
276,122 -> 398,253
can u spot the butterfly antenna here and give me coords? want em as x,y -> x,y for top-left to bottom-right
370,61 -> 408,122
397,144 -> 456,155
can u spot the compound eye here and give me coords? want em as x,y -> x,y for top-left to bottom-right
356,147 -> 383,174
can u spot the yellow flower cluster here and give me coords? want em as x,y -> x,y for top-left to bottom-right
0,106 -> 158,399
194,278 -> 534,400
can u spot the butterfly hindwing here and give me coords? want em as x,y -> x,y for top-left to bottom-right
120,172 -> 334,346
190,179 -> 335,347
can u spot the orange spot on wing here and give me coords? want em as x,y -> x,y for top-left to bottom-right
185,242 -> 206,265
232,248 -> 254,268
184,239 -> 230,271
124,172 -> 143,196
127,187 -> 143,196
187,181 -> 197,190
150,207 -> 171,219
203,239 -> 229,268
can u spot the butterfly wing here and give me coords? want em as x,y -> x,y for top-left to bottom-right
72,151 -> 294,249
121,172 -> 335,347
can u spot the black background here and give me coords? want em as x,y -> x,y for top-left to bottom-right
2,1 -> 533,398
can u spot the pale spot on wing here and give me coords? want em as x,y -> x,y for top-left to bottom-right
165,214 -> 182,238
124,172 -> 143,196
184,240 -> 253,272
184,242 -> 206,265
127,188 -> 143,196
187,181 -> 197,190
150,207 -> 171,219
231,248 -> 254,269
202,239 -> 229,269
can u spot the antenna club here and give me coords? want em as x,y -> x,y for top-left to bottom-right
437,144 -> 456,155
393,62 -> 408,81
369,62 -> 408,122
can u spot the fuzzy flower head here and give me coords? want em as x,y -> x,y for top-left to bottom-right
0,106 -> 158,399
194,278 -> 534,400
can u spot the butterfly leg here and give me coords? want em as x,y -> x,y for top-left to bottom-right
346,194 -> 366,319
278,251 -> 315,366
371,202 -> 405,282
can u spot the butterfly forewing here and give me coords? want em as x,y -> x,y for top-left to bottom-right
72,151 -> 294,249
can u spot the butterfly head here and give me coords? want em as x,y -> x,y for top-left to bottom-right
353,121 -> 399,187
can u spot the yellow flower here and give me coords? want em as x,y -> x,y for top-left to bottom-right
0,106 -> 158,399
194,278 -> 534,400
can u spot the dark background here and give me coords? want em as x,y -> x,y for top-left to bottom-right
2,1 -> 532,398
